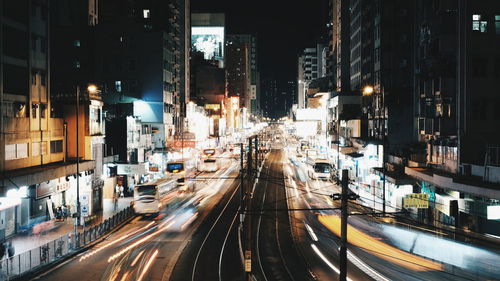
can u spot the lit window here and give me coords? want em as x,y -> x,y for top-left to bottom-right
472,14 -> 487,33
74,40 -> 81,47
495,15 -> 500,34
115,81 -> 122,92
75,61 -> 81,68
143,9 -> 150,19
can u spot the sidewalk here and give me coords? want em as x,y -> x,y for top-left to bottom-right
10,197 -> 133,255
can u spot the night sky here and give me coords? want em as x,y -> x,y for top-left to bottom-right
191,0 -> 328,93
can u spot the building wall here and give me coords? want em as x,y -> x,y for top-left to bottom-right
1,0 -> 66,173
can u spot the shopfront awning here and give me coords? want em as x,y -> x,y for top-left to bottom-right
372,167 -> 414,185
346,152 -> 364,158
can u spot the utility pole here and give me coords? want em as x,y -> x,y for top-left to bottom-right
74,85 -> 81,245
245,138 -> 253,280
339,169 -> 349,281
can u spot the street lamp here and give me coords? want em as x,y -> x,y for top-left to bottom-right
361,85 -> 386,214
362,85 -> 374,96
75,84 -> 99,241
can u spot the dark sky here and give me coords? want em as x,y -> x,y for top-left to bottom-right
191,0 -> 328,81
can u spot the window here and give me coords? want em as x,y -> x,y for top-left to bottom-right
5,144 -> 16,160
50,140 -> 63,153
143,9 -> 150,19
75,61 -> 81,69
496,15 -> 500,34
5,143 -> 29,160
115,81 -> 122,92
32,142 -> 41,156
32,103 -> 38,118
74,40 -> 81,47
472,14 -> 487,33
40,103 -> 47,118
40,73 -> 46,86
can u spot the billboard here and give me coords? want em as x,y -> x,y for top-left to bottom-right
192,26 -> 224,62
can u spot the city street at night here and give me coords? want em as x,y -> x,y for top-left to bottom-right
1,0 -> 500,281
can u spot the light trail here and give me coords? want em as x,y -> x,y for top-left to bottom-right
311,244 -> 353,281
108,220 -> 175,263
79,221 -> 155,262
304,223 -> 318,241
137,249 -> 159,281
130,250 -> 145,267
119,271 -> 129,281
318,215 -> 443,271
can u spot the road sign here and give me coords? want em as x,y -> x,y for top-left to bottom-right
81,205 -> 89,217
245,250 -> 252,272
80,193 -> 90,217
403,193 -> 429,209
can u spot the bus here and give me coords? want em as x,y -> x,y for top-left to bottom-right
133,178 -> 176,216
199,148 -> 219,172
308,160 -> 334,181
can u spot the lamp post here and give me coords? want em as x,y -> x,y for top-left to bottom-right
362,85 -> 385,214
75,84 -> 99,240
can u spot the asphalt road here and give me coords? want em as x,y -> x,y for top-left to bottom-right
31,157 -> 241,281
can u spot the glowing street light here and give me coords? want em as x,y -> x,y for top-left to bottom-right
87,84 -> 98,94
362,85 -> 374,96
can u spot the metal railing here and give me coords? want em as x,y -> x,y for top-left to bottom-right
0,207 -> 134,280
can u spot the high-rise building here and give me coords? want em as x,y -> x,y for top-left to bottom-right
405,0 -> 500,234
227,34 -> 260,115
95,0 -> 189,148
226,42 -> 250,110
330,0 -> 351,94
1,0 -> 99,239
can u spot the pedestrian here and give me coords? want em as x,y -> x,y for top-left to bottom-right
0,243 -> 5,260
119,185 -> 124,198
56,206 -> 62,221
7,241 -> 14,270
61,205 -> 68,221
7,242 -> 14,259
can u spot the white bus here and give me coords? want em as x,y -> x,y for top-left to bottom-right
199,149 -> 219,172
308,160 -> 334,181
133,178 -> 176,216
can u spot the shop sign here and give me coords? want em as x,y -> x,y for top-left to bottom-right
149,166 -> 159,172
205,104 -> 221,110
117,163 -> 146,175
37,180 -> 57,199
403,193 -> 429,209
168,140 -> 196,149
487,205 -> 500,220
56,180 -> 70,193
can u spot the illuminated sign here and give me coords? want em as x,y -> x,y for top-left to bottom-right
167,163 -> 184,173
204,104 -> 221,110
169,140 -> 196,148
403,193 -> 429,209
192,26 -> 225,61
487,205 -> 500,220
117,164 -> 146,175
295,108 -> 327,121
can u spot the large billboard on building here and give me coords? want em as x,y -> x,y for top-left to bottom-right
192,26 -> 224,62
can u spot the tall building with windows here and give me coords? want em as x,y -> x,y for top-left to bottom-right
405,0 -> 500,235
227,34 -> 260,115
1,0 -> 99,240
